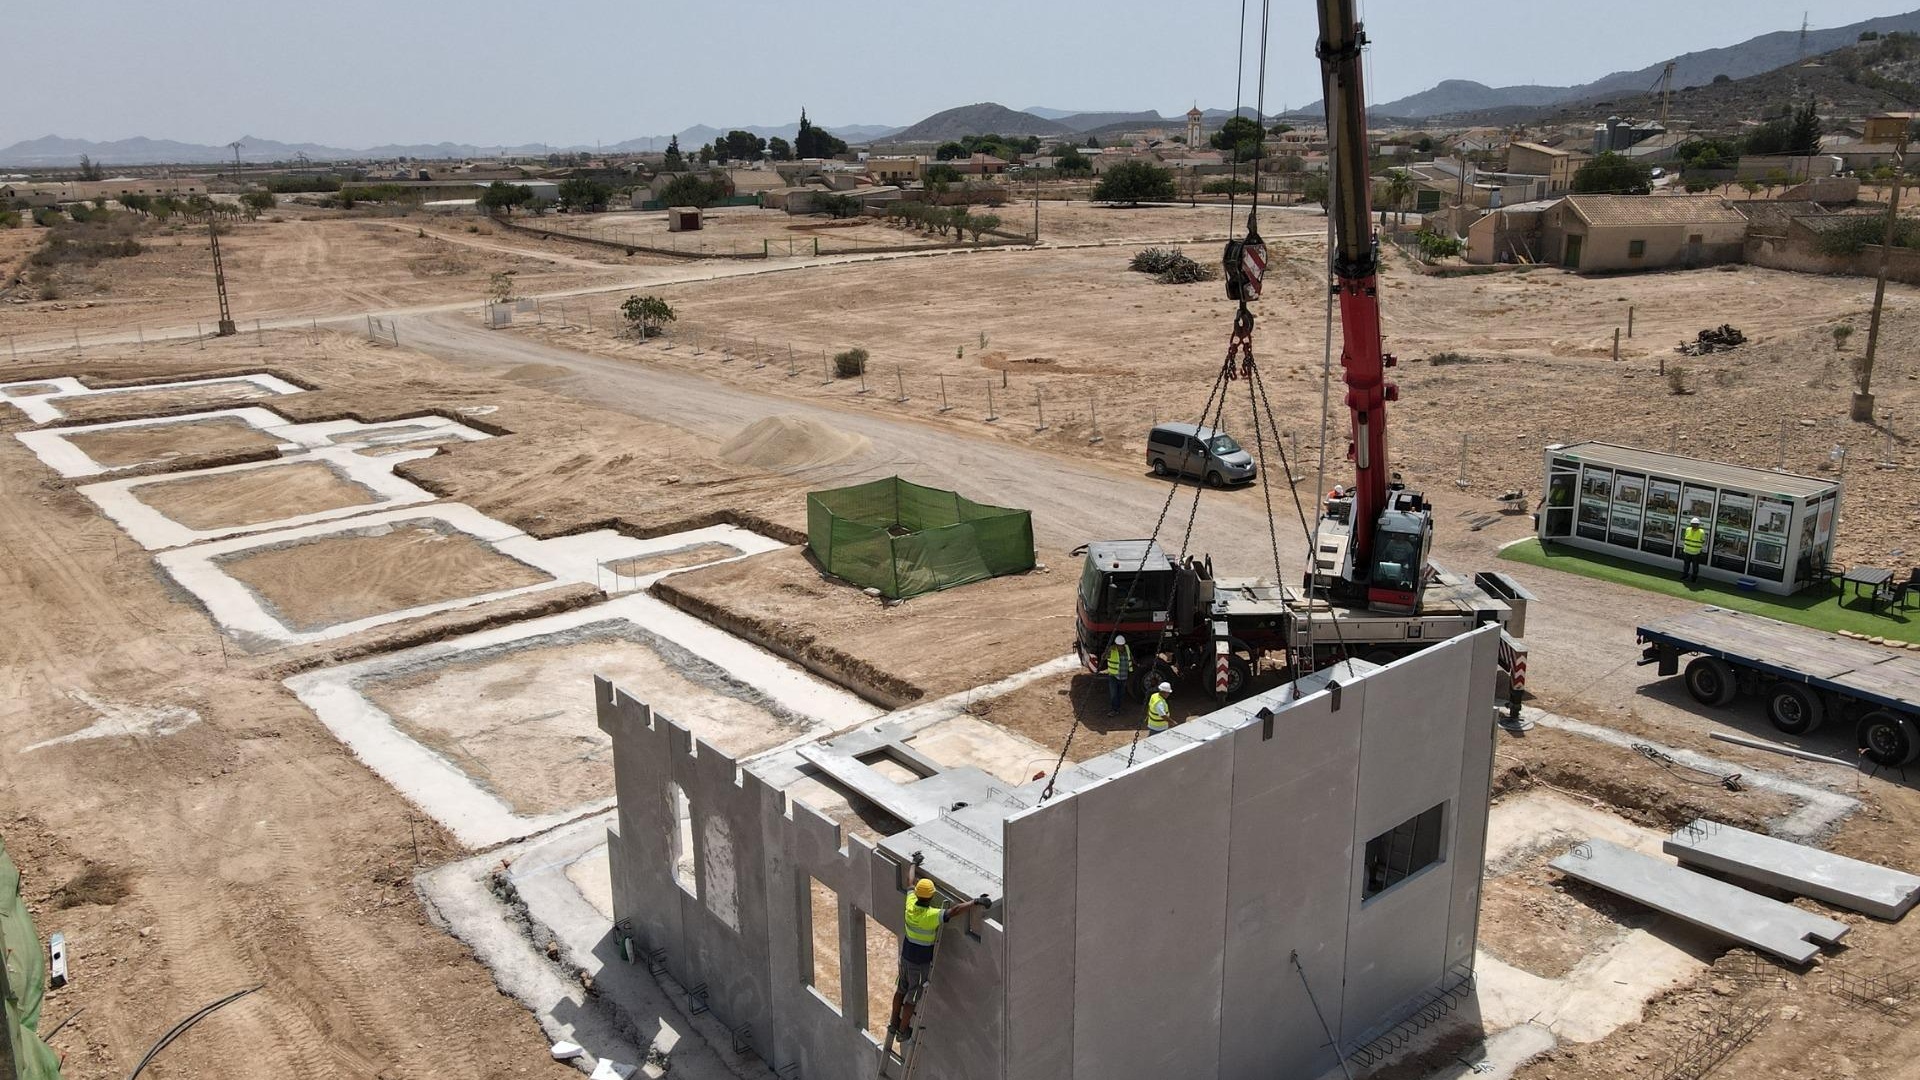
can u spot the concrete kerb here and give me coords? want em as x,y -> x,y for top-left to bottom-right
0,372 -> 304,424
79,444 -> 442,549
287,582 -> 881,849
1520,705 -> 1861,842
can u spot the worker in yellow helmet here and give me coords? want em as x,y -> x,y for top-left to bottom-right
888,877 -> 990,1042
1146,681 -> 1173,733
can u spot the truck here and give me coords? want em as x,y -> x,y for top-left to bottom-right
1637,606 -> 1920,767
1073,0 -> 1533,699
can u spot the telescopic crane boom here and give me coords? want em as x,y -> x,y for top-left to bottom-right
1314,0 -> 1434,615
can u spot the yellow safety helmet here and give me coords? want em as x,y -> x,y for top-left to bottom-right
914,878 -> 936,899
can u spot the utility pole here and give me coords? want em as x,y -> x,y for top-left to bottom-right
209,219 -> 237,336
1857,126 -> 1907,422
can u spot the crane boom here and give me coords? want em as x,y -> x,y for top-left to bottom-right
1314,0 -> 1432,614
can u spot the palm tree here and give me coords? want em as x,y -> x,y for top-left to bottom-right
1385,170 -> 1414,224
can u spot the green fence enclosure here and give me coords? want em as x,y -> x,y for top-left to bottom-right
807,477 -> 1035,599
2,839 -> 62,1080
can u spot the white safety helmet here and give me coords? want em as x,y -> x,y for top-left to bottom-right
1114,634 -> 1127,645
1157,682 -> 1173,694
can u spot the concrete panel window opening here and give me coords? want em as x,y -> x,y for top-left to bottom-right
668,782 -> 696,897
1363,802 -> 1447,900
806,877 -> 845,1015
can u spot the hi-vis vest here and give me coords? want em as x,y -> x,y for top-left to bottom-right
1682,526 -> 1707,555
1146,692 -> 1170,731
1104,644 -> 1129,677
904,896 -> 941,947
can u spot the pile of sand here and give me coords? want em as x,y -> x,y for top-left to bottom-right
718,415 -> 871,470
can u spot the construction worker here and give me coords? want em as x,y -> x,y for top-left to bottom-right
1102,634 -> 1131,716
1680,516 -> 1707,584
888,879 -> 989,1042
1146,680 -> 1172,733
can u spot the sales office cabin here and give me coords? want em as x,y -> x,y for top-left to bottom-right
1539,442 -> 1841,596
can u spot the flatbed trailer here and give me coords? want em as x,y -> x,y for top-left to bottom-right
1637,606 -> 1920,767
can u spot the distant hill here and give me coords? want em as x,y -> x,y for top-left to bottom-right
1306,8 -> 1920,119
884,103 -> 1071,143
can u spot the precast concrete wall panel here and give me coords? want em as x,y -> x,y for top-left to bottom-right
1003,798 -> 1079,1080
1219,689 -> 1360,1078
1071,739 -> 1234,1080
1446,630 -> 1502,973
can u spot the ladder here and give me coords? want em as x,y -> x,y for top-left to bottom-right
879,927 -> 945,1079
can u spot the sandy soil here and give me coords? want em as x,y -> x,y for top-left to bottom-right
365,627 -> 803,818
2,209 -> 646,345
133,460 -> 375,530
217,519 -> 554,632
653,546 -> 1079,706
62,416 -> 283,468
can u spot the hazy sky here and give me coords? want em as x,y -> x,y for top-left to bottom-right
5,0 -> 1907,147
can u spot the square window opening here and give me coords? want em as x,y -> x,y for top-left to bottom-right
1363,802 -> 1446,900
806,876 -> 844,1015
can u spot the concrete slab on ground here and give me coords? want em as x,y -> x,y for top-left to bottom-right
1665,817 -> 1920,920
1550,838 -> 1849,964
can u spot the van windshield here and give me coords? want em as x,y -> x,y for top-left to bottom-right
1208,435 -> 1242,455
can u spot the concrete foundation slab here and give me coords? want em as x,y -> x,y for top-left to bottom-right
80,444 -> 439,549
17,407 -> 491,478
1550,838 -> 1849,964
0,373 -> 305,424
287,580 -> 879,848
1664,818 -> 1920,920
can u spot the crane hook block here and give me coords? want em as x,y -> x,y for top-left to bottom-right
1222,235 -> 1268,302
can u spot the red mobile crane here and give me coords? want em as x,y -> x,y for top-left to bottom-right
1072,0 -> 1531,698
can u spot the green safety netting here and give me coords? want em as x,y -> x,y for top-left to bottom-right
807,477 -> 1035,599
2,839 -> 62,1080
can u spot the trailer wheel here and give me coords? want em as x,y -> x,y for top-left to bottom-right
1857,711 -> 1920,768
1684,657 -> 1739,707
1766,683 -> 1825,735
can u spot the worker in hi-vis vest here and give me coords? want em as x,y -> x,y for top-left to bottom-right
1102,634 -> 1132,717
1680,516 -> 1707,584
888,879 -> 990,1041
1146,681 -> 1173,733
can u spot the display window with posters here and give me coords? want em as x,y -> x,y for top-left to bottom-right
1641,478 -> 1680,556
1712,490 -> 1754,573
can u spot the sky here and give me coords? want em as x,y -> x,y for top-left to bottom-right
4,0 -> 1910,149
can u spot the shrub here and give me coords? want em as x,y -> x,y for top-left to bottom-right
833,347 -> 869,379
1129,247 -> 1182,273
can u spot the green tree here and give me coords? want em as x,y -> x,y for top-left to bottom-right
658,172 -> 730,208
767,136 -> 792,161
480,181 -> 534,216
1572,151 -> 1652,195
1383,169 -> 1414,223
558,178 -> 612,211
1054,145 -> 1092,175
240,190 -> 276,218
1094,160 -> 1176,205
1210,114 -> 1264,162
794,109 -> 848,158
621,294 -> 675,337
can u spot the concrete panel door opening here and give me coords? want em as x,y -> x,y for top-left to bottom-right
807,876 -> 845,1015
1364,802 -> 1447,900
668,782 -> 696,897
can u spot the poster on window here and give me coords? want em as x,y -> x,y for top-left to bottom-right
1712,491 -> 1754,572
1641,478 -> 1680,555
1750,498 -> 1790,569
1578,467 -> 1612,540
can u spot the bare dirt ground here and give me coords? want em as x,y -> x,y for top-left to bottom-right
218,519 -> 556,632
133,459 -> 375,530
1,208 -> 648,345
62,415 -> 282,467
